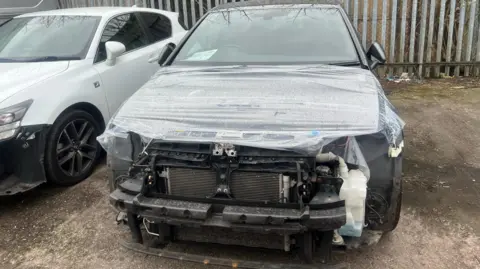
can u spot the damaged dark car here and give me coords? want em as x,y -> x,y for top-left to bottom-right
102,0 -> 405,265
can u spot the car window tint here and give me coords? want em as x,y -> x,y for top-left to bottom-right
138,12 -> 172,43
95,13 -> 149,63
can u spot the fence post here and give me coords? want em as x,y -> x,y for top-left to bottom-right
389,0 -> 398,75
174,0 -> 179,13
372,0 -> 378,42
353,0 -> 358,29
362,0 -> 368,48
418,0 -> 429,78
477,6 -> 480,76
180,0 -> 187,26
381,0 -> 387,48
464,0 -> 477,76
445,0 -> 456,75
425,0 -> 436,77
399,0 -> 408,74
408,0 -> 418,75
198,0 -> 204,17
454,0 -> 466,77
435,0 -> 447,77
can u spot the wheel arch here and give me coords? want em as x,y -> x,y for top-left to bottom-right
53,102 -> 106,132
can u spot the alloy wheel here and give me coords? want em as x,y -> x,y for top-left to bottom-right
56,119 -> 98,177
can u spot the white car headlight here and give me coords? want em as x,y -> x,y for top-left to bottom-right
0,99 -> 33,141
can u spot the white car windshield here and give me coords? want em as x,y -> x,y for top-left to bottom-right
0,15 -> 100,62
173,7 -> 359,65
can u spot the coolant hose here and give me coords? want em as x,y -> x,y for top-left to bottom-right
315,152 -> 349,179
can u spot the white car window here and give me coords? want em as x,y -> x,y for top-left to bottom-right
95,13 -> 149,63
137,12 -> 172,43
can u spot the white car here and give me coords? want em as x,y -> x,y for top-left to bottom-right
0,7 -> 187,195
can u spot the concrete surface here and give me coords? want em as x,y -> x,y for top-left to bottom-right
1,79 -> 479,269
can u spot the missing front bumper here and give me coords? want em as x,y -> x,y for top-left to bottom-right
111,177 -> 348,265
0,125 -> 49,196
110,188 -> 346,234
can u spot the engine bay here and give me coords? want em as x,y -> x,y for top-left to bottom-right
116,136 -> 370,238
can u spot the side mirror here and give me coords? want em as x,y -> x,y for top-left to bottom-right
105,41 -> 126,66
157,43 -> 176,66
366,42 -> 386,70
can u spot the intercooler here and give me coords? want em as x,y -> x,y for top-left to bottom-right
168,168 -> 281,202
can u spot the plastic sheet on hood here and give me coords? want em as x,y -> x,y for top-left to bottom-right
98,65 -> 404,174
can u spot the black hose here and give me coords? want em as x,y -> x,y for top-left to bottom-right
296,162 -> 304,210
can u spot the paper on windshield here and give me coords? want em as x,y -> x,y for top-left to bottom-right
186,49 -> 218,61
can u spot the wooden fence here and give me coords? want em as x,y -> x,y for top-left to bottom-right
59,0 -> 480,77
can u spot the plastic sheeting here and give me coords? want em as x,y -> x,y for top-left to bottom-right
98,65 -> 404,174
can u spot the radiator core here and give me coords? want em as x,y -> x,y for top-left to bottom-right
168,168 -> 281,202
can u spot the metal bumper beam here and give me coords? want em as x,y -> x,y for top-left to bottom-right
110,189 -> 346,233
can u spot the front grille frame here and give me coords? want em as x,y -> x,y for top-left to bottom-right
144,141 -> 315,174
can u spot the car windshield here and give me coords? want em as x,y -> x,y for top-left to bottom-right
173,7 -> 359,65
0,15 -> 100,62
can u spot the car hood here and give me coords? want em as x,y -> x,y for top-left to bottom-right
103,65 -> 403,154
0,62 -> 69,105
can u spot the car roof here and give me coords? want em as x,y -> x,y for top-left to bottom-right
16,6 -> 178,18
212,0 -> 344,10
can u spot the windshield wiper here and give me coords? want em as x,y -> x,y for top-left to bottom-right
0,58 -> 21,63
25,56 -> 81,62
327,61 -> 362,66
0,56 -> 81,63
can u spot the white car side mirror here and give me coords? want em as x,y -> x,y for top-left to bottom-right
105,41 -> 126,66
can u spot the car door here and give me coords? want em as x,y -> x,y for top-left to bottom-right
93,12 -> 172,117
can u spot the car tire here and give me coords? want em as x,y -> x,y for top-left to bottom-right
367,154 -> 403,232
383,180 -> 403,232
376,172 -> 402,232
45,110 -> 102,186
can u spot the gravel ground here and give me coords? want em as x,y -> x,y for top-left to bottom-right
1,79 -> 479,269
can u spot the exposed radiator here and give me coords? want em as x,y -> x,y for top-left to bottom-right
230,171 -> 281,202
168,168 -> 217,198
168,168 -> 281,202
